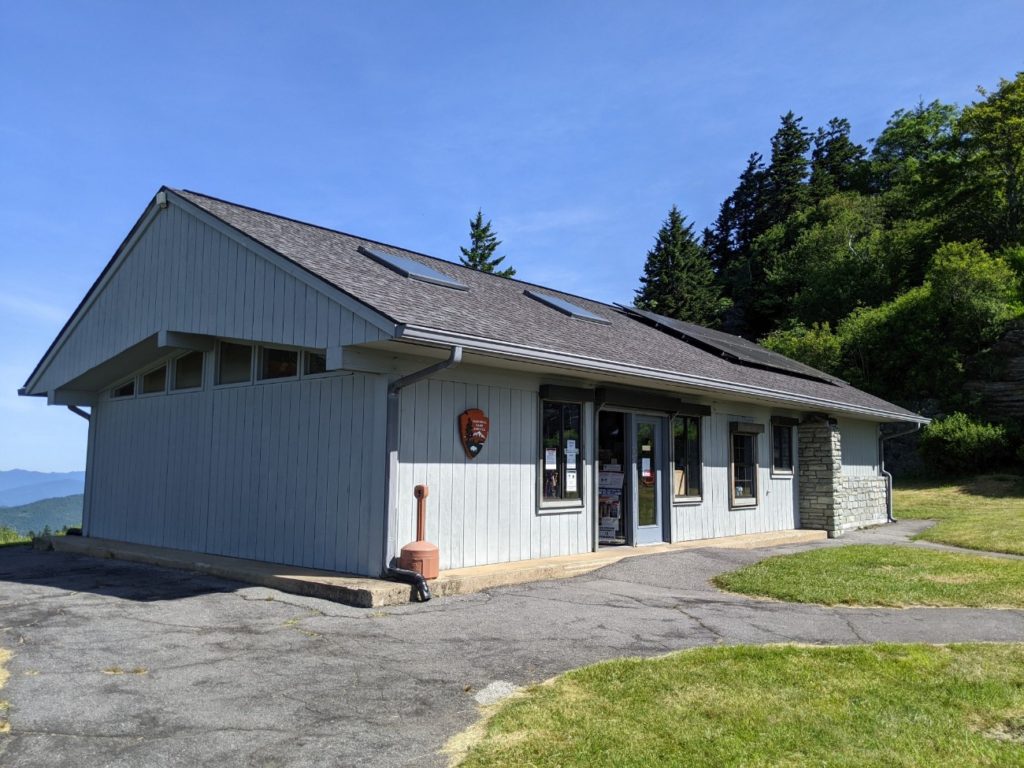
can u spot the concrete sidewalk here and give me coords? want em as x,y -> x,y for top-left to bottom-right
46,528 -> 827,607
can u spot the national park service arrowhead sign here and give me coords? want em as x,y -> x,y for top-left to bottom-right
459,408 -> 489,460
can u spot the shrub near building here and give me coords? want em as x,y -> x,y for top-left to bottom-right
918,412 -> 1013,476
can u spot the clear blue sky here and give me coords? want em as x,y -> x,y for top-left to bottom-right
2,1 -> 1022,472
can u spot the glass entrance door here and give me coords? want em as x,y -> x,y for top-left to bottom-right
633,416 -> 665,545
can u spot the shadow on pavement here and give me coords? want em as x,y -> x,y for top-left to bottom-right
0,544 -> 241,602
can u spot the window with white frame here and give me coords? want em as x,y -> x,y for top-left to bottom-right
172,351 -> 204,390
258,346 -> 299,381
217,342 -> 253,385
304,350 -> 327,376
141,365 -> 167,395
111,379 -> 135,399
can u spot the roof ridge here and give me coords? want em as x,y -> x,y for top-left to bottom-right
174,187 -> 623,312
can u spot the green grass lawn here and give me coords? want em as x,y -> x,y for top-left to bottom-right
895,474 -> 1024,555
712,544 -> 1024,607
455,644 -> 1024,767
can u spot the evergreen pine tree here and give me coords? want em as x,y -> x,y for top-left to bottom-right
809,117 -> 868,200
765,111 -> 812,224
732,152 -> 771,253
635,206 -> 726,326
459,210 -> 515,277
706,153 -> 769,334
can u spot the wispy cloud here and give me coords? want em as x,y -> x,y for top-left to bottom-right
501,206 -> 603,238
0,293 -> 70,325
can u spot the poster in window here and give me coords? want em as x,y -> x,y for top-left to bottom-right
566,470 -> 578,493
544,449 -> 558,470
641,457 -> 652,478
599,470 -> 625,539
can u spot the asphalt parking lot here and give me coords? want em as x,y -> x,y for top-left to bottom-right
2,522 -> 1023,767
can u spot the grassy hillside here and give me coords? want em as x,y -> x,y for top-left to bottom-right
0,494 -> 83,536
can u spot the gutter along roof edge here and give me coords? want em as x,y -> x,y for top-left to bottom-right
396,324 -> 930,424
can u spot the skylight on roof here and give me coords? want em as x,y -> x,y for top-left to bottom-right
358,246 -> 469,291
524,290 -> 611,324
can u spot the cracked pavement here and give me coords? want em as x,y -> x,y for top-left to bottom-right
1,521 -> 1022,767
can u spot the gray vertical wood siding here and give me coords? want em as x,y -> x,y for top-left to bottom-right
85,372 -> 388,576
394,375 -> 593,570
839,418 -> 881,476
671,406 -> 800,542
32,203 -> 387,395
394,372 -> 807,570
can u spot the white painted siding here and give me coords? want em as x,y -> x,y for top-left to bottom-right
85,372 -> 388,576
33,204 -> 386,394
671,406 -> 799,542
394,375 -> 593,570
840,418 -> 880,476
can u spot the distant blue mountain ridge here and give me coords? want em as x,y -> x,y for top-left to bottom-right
0,470 -> 86,507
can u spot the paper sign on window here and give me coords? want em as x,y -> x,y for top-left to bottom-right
544,449 -> 558,470
566,470 -> 578,493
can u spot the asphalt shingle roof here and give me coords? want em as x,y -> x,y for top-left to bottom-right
174,188 -> 923,422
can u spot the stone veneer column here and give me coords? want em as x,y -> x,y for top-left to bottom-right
798,416 -> 889,537
797,417 -> 842,535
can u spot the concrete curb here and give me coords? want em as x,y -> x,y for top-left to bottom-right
47,528 -> 828,608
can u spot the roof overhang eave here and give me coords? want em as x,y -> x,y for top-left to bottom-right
395,324 -> 931,425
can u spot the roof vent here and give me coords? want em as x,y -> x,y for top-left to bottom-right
524,290 -> 611,324
358,246 -> 469,291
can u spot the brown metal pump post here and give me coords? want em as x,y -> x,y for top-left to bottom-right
416,485 -> 428,541
399,484 -> 440,579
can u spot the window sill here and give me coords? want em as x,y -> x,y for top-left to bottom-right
537,501 -> 584,515
730,498 -> 758,509
771,469 -> 794,479
674,496 -> 703,506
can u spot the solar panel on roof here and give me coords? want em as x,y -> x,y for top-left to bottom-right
357,246 -> 469,291
525,290 -> 611,324
618,305 -> 841,385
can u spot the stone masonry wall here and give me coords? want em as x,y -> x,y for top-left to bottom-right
797,419 -> 841,532
798,417 -> 887,537
834,475 -> 888,534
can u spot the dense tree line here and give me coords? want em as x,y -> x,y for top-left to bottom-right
636,72 -> 1024,423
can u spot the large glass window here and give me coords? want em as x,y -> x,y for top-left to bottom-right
217,342 -> 252,385
772,424 -> 794,473
141,365 -> 167,395
173,351 -> 204,390
259,347 -> 299,381
541,401 -> 582,502
731,431 -> 758,506
672,415 -> 702,498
